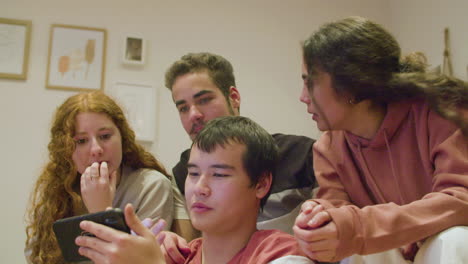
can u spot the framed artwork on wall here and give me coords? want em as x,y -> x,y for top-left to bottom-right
122,36 -> 145,65
113,81 -> 156,142
0,17 -> 32,80
46,24 -> 107,91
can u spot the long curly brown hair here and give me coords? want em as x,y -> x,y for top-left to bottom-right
302,16 -> 468,136
25,91 -> 169,264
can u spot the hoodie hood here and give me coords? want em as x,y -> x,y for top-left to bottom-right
345,100 -> 413,149
343,100 -> 416,204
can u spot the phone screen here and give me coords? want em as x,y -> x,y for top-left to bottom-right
53,208 -> 130,262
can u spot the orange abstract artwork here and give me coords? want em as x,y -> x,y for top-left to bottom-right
85,39 -> 95,79
58,55 -> 70,77
56,39 -> 96,79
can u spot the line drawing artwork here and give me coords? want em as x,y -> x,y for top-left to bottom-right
114,82 -> 156,142
0,18 -> 31,80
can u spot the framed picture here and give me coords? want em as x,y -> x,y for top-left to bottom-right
114,81 -> 156,142
0,17 -> 32,80
46,24 -> 107,91
122,36 -> 145,65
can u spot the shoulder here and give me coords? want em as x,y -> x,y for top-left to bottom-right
179,149 -> 191,162
232,230 -> 313,263
313,131 -> 346,155
251,229 -> 297,244
173,149 -> 190,169
172,149 -> 190,175
247,229 -> 307,257
121,167 -> 171,188
272,133 -> 315,159
172,149 -> 191,192
272,133 -> 315,147
399,99 -> 459,145
411,99 -> 457,129
393,99 -> 455,129
132,168 -> 169,181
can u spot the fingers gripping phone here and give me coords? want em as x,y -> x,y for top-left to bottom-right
53,208 -> 130,262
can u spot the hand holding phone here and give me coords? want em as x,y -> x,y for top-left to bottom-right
73,204 -> 168,264
53,208 -> 130,262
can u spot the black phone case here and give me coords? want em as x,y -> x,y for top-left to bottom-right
53,208 -> 130,262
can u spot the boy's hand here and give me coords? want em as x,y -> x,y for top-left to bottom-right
157,231 -> 191,264
76,204 -> 165,264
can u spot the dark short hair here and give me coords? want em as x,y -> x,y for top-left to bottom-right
165,52 -> 236,100
191,116 -> 278,209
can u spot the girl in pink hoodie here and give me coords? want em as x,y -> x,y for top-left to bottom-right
294,16 -> 468,263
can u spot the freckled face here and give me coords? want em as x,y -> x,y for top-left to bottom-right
72,112 -> 123,175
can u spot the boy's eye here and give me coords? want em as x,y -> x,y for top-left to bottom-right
178,105 -> 188,113
188,171 -> 199,177
213,173 -> 229,177
197,97 -> 212,105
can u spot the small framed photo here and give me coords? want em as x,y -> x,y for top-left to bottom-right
0,17 -> 32,80
122,36 -> 145,65
46,24 -> 107,91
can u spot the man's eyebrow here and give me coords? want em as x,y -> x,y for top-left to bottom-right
193,90 -> 214,99
174,90 -> 214,106
175,99 -> 186,107
187,163 -> 198,168
211,164 -> 235,170
301,74 -> 308,80
186,163 -> 235,170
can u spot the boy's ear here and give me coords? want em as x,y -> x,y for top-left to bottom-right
255,173 -> 272,200
228,86 -> 241,110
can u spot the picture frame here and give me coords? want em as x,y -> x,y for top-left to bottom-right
122,36 -> 145,65
0,17 -> 32,80
46,24 -> 107,91
113,81 -> 156,142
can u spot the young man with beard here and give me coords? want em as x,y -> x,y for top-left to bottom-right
162,52 -> 316,263
168,52 -> 316,229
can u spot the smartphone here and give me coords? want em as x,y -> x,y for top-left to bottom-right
53,208 -> 130,262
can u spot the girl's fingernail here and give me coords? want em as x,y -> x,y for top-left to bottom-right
308,218 -> 317,226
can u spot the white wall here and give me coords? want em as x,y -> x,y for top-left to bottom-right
388,0 -> 468,80
3,1 -> 464,263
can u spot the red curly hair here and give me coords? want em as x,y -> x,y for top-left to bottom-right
25,91 -> 169,264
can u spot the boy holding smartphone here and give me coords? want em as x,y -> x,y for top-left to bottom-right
76,116 -> 313,263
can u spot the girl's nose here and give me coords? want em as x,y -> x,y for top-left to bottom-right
90,138 -> 103,157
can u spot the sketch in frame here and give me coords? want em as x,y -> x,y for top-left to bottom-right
122,36 -> 145,65
114,81 -> 156,142
46,24 -> 107,91
0,17 -> 32,80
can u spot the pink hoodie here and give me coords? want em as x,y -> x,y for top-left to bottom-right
312,99 -> 468,261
